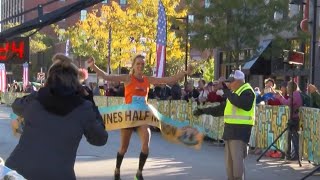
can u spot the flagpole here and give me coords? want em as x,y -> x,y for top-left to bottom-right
107,26 -> 112,75
174,16 -> 189,83
185,16 -> 189,83
165,3 -> 167,78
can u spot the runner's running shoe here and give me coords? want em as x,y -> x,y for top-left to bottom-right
134,173 -> 144,180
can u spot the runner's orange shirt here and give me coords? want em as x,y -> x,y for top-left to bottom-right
125,75 -> 150,104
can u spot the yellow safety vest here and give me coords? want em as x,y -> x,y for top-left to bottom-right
224,83 -> 255,125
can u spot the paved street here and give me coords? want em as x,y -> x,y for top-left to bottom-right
0,104 -> 319,180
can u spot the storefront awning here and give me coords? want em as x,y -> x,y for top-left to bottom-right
242,39 -> 272,75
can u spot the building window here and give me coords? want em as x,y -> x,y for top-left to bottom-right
288,4 -> 299,18
205,0 -> 210,8
80,10 -> 87,21
119,0 -> 127,5
274,11 -> 283,21
205,16 -> 210,24
102,0 -> 108,3
188,15 -> 194,23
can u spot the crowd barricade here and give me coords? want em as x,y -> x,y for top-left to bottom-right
250,105 -> 289,152
2,93 -> 319,164
0,92 -> 28,105
299,107 -> 320,165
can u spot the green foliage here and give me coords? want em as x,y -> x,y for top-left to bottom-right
29,33 -> 52,54
202,58 -> 215,82
186,0 -> 301,61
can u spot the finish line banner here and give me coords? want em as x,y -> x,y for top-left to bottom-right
99,97 -> 204,149
10,97 -> 204,149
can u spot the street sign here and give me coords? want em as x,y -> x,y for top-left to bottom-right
37,72 -> 45,81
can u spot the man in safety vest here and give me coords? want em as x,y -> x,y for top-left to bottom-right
194,70 -> 255,180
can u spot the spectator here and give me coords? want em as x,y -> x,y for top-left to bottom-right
170,83 -> 182,100
182,82 -> 199,102
307,84 -> 320,108
259,78 -> 281,105
153,85 -> 161,98
148,86 -> 155,99
207,81 -> 224,103
5,55 -> 108,180
154,84 -> 171,100
275,81 -> 302,160
280,81 -> 289,99
116,83 -> 125,97
197,79 -> 208,104
105,82 -> 118,96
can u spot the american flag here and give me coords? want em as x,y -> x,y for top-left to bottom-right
23,63 -> 29,89
0,63 -> 6,92
156,0 -> 167,78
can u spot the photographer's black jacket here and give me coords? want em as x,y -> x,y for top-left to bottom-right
6,87 -> 108,180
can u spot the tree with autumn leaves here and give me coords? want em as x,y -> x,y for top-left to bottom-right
54,0 -> 187,76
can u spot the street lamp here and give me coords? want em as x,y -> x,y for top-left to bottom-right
310,0 -> 317,84
171,16 -> 189,83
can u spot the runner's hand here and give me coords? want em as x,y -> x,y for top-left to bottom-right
87,57 -> 95,68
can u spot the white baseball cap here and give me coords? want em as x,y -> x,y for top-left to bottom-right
225,70 -> 245,82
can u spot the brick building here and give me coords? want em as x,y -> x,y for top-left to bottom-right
1,0 -> 127,33
1,0 -> 24,29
